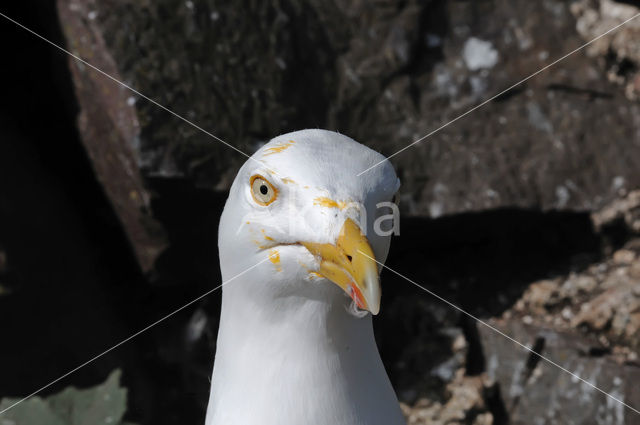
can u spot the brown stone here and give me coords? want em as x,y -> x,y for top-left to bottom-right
57,0 -> 167,271
613,249 -> 636,265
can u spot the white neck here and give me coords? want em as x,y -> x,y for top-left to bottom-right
205,279 -> 404,425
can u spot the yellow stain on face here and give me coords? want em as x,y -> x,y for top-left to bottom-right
268,249 -> 282,272
309,271 -> 324,280
281,177 -> 296,184
263,140 -> 295,156
251,239 -> 268,250
268,249 -> 280,263
313,196 -> 348,210
298,262 -> 324,281
261,229 -> 274,241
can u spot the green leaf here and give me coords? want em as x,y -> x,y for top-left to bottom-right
0,369 -> 136,425
0,397 -> 67,425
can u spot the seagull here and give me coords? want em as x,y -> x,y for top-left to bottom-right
205,129 -> 404,425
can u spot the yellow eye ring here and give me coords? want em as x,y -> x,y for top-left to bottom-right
250,175 -> 278,206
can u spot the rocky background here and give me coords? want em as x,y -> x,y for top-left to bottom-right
0,0 -> 639,424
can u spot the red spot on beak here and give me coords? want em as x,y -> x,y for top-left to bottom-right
348,283 -> 366,310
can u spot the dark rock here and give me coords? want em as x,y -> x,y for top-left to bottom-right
56,0 -> 640,271
0,249 -> 6,274
0,248 -> 7,296
478,319 -> 640,425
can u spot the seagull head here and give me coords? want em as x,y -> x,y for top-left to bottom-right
218,129 -> 400,316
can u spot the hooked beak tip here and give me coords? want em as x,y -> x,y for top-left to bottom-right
363,268 -> 381,315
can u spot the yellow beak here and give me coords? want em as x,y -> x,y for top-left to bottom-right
301,218 -> 381,314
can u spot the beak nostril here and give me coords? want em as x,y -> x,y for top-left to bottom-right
346,255 -> 353,262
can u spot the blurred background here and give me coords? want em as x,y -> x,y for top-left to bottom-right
0,0 -> 639,424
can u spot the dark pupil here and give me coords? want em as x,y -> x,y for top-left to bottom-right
259,184 -> 268,195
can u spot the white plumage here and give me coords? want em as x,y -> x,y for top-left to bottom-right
205,129 -> 404,425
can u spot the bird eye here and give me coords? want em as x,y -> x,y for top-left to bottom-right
250,175 -> 277,205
